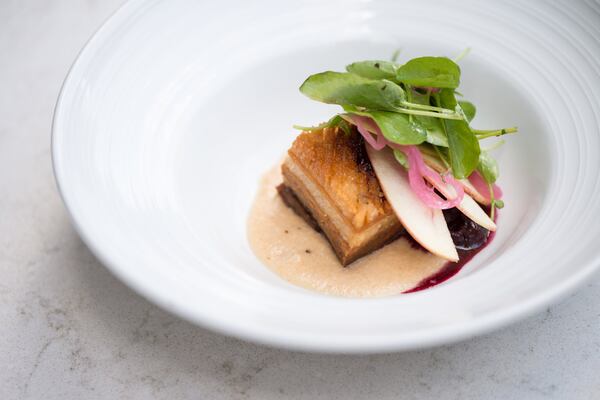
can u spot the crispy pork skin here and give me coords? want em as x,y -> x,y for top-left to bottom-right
281,127 -> 403,265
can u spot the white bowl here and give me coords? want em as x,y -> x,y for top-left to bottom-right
53,0 -> 600,352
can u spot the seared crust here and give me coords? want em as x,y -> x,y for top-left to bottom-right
287,127 -> 391,230
281,127 -> 403,265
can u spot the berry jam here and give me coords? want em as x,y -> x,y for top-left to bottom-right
444,207 -> 489,251
403,208 -> 497,293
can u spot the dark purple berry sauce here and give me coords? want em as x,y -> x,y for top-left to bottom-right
403,208 -> 497,293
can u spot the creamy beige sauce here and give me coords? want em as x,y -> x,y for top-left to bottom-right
247,165 -> 447,297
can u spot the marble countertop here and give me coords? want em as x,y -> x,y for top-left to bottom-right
1,1 -> 599,399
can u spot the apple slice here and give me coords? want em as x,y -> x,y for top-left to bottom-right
366,146 -> 459,262
421,153 -> 490,205
459,179 -> 489,206
422,173 -> 496,231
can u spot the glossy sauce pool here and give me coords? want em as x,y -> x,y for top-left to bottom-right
249,165 -> 488,297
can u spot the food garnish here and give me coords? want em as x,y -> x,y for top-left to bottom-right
296,53 -> 516,221
292,52 -> 517,261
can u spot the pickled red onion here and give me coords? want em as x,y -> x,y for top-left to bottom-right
468,171 -> 503,201
400,145 -> 464,210
347,114 -> 464,209
346,114 -> 388,150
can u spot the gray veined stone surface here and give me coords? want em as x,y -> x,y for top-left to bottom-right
1,1 -> 599,399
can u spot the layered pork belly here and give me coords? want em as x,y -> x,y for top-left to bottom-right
280,127 -> 403,265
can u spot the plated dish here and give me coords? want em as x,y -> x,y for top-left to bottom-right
249,53 -> 516,296
52,0 -> 600,352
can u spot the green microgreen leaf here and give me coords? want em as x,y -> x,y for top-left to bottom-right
458,100 -> 476,122
477,151 -> 499,184
293,114 -> 352,135
300,71 -> 462,120
393,149 -> 409,169
293,115 -> 339,131
396,57 -> 461,89
300,72 -> 405,111
409,89 -> 449,147
433,145 -> 451,169
342,106 -> 427,145
346,60 -> 398,80
437,89 -> 480,178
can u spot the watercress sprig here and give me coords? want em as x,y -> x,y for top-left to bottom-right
296,52 -> 518,208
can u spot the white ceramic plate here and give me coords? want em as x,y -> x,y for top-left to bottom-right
53,0 -> 600,353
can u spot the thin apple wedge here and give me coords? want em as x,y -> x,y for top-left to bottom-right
458,179 -> 490,206
366,146 -> 459,262
421,153 -> 490,205
421,172 -> 497,231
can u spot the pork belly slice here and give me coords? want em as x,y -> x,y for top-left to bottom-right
276,183 -> 321,232
281,127 -> 403,265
